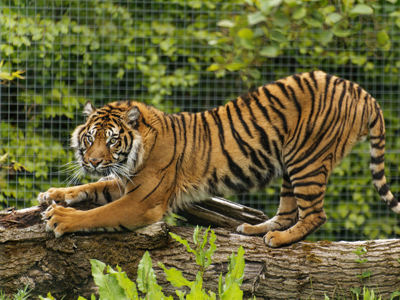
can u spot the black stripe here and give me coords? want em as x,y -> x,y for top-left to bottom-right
226,105 -> 249,157
298,199 -> 324,211
119,225 -> 133,231
277,207 -> 298,216
251,119 -> 272,154
275,81 -> 290,99
292,181 -> 325,188
257,150 -> 275,171
292,74 -> 304,92
270,105 -> 288,133
232,100 -> 253,137
370,154 -> 384,165
372,169 -> 385,180
262,86 -> 286,109
294,192 -> 324,202
378,184 -> 389,196
200,112 -> 212,176
371,142 -> 385,150
192,113 -> 198,151
103,186 -> 112,203
210,108 -> 225,143
388,198 -> 398,208
309,71 -> 318,89
140,173 -> 166,202
252,93 -> 271,122
127,184 -> 141,194
222,176 -> 247,193
302,208 -> 326,220
369,113 -> 379,129
161,116 -> 177,171
280,192 -> 294,197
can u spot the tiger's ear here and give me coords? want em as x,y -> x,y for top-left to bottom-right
83,102 -> 96,117
127,106 -> 140,127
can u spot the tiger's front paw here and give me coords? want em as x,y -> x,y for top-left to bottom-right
237,223 -> 257,235
42,204 -> 84,238
38,187 -> 87,206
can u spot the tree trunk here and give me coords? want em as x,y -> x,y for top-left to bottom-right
1,218 -> 400,299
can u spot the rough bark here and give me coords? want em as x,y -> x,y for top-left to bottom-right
1,217 -> 400,299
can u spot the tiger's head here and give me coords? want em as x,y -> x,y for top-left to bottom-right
71,101 -> 144,179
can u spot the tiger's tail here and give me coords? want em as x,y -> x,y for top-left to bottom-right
368,96 -> 400,213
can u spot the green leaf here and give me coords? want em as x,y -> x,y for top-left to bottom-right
238,28 -> 254,40
226,62 -> 246,71
350,4 -> 373,16
377,30 -> 390,47
332,26 -> 352,37
314,31 -> 333,45
207,64 -> 221,72
169,232 -> 196,255
260,45 -> 279,57
90,259 -> 126,300
217,20 -> 235,28
325,12 -> 342,25
270,30 -> 287,43
304,17 -> 323,28
159,262 -> 193,288
221,282 -> 243,300
136,251 -> 162,295
247,11 -> 267,25
390,291 -> 400,300
112,266 -> 139,299
292,7 -> 306,20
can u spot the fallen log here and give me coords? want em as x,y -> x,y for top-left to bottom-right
1,202 -> 400,299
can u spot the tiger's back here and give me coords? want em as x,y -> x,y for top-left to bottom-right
40,71 -> 399,247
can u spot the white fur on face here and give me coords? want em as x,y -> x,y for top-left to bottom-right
126,134 -> 144,174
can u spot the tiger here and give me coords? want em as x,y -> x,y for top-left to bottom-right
39,70 -> 399,248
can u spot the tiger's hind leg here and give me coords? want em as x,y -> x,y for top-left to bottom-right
237,174 -> 298,235
263,178 -> 327,248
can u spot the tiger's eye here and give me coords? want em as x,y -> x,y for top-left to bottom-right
87,136 -> 94,143
110,138 -> 117,144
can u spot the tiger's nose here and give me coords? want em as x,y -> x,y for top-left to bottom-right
89,158 -> 103,168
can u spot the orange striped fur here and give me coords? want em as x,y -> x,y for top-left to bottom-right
39,71 -> 399,247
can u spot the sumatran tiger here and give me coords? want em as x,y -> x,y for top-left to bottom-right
39,71 -> 399,247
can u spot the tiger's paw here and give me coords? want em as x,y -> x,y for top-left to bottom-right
237,223 -> 259,235
263,231 -> 289,248
42,204 -> 84,238
38,187 -> 87,206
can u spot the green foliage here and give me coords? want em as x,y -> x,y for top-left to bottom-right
36,227 -> 247,299
162,226 -> 248,299
0,286 -> 31,300
207,0 -> 400,83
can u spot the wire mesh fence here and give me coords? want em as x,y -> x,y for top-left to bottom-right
0,0 -> 399,241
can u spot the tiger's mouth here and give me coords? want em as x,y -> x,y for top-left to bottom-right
82,161 -> 133,180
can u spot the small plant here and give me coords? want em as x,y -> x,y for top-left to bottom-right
0,286 -> 31,300
353,246 -> 371,280
39,226 -> 249,299
0,60 -> 25,83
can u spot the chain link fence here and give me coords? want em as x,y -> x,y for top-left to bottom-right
0,0 -> 399,241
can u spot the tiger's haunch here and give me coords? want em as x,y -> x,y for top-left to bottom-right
38,71 -> 399,247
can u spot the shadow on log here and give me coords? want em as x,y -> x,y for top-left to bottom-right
1,199 -> 400,299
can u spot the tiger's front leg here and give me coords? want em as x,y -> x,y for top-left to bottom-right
43,193 -> 166,238
38,179 -> 123,206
